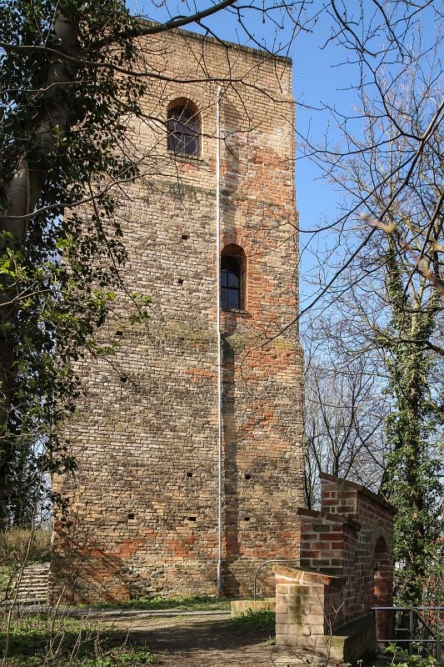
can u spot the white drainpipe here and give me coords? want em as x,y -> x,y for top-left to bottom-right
216,86 -> 223,595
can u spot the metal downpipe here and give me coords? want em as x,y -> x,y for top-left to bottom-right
216,86 -> 223,596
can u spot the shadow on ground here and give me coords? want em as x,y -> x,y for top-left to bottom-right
121,616 -> 273,651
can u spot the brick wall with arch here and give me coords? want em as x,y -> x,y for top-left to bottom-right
275,473 -> 395,661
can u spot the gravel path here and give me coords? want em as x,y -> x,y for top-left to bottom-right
101,612 -> 293,667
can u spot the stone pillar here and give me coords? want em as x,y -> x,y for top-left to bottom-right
275,566 -> 345,659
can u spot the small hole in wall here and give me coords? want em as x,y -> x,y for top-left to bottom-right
244,517 -> 251,522
120,376 -> 128,383
178,278 -> 184,285
187,472 -> 193,478
188,516 -> 197,522
128,513 -> 135,520
181,234 -> 189,240
245,473 -> 251,480
115,330 -> 123,337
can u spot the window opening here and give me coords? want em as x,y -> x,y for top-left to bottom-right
220,244 -> 246,311
221,256 -> 241,310
167,104 -> 200,156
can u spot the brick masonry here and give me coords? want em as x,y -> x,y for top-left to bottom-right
52,26 -> 305,602
275,474 -> 395,662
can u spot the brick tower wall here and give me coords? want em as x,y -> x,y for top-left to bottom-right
52,27 -> 304,602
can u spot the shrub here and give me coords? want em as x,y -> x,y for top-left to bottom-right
0,528 -> 51,565
384,643 -> 439,667
231,609 -> 275,634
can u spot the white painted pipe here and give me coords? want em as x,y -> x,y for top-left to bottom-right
216,86 -> 223,596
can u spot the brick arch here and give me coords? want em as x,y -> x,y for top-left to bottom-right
374,535 -> 390,597
374,534 -> 392,642
222,232 -> 250,251
167,96 -> 200,116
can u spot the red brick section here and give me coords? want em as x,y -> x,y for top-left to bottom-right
51,26 -> 304,603
275,473 -> 395,656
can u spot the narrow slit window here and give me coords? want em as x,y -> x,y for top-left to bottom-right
221,244 -> 246,311
221,256 -> 241,310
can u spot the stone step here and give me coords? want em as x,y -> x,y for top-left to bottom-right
6,562 -> 50,605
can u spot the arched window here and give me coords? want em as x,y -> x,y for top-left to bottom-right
167,100 -> 200,156
221,245 -> 246,311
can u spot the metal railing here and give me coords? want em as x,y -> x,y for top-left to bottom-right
373,606 -> 444,661
253,559 -> 299,601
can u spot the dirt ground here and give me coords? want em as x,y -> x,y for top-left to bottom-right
99,611 -> 297,667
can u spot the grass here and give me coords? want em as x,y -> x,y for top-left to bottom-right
0,599 -> 275,665
231,609 -> 275,635
94,594 -> 232,612
0,611 -> 155,666
0,567 -> 11,599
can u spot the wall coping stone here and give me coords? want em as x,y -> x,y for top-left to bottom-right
137,18 -> 293,65
297,507 -> 362,532
274,565 -> 346,587
320,473 -> 397,514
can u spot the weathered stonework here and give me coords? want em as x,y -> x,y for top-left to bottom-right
52,26 -> 304,602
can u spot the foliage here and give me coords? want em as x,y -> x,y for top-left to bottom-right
0,528 -> 51,567
94,594 -> 231,612
383,643 -> 438,667
0,0 -> 146,528
302,57 -> 444,605
0,567 -> 9,598
0,612 -> 155,666
382,273 -> 443,605
231,609 -> 275,635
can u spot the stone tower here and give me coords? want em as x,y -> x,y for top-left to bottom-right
53,25 -> 305,602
